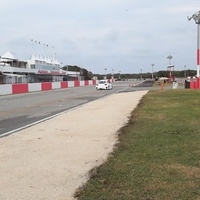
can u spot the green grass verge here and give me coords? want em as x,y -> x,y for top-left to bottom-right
75,89 -> 200,200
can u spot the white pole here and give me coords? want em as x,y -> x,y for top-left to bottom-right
197,23 -> 200,77
151,64 -> 154,79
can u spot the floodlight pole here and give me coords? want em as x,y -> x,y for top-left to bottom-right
112,69 -> 114,81
167,55 -> 173,65
188,11 -> 200,88
198,22 -> 200,78
184,65 -> 187,78
167,55 -> 173,79
104,68 -> 107,79
151,64 -> 154,80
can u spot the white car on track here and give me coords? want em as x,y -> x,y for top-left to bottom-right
96,80 -> 113,90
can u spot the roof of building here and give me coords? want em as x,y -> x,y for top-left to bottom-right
1,51 -> 26,62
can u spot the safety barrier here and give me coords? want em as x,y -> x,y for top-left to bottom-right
0,80 -> 97,96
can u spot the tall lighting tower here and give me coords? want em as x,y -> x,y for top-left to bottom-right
188,10 -> 200,88
184,65 -> 187,78
167,55 -> 173,65
111,69 -> 114,81
104,68 -> 107,79
151,64 -> 154,80
167,55 -> 174,82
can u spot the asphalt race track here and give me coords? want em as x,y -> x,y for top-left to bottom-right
0,79 -> 182,137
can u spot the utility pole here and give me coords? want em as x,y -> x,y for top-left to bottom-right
104,68 -> 107,79
151,64 -> 154,80
167,55 -> 173,65
184,65 -> 187,78
188,11 -> 200,88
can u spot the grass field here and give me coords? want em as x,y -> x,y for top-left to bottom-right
75,89 -> 200,200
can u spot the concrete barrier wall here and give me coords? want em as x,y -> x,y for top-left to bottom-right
28,83 -> 41,92
0,84 -> 12,95
61,82 -> 68,88
80,81 -> 85,86
0,80 -> 97,96
68,81 -> 75,88
74,80 -> 80,87
12,84 -> 29,94
52,82 -> 61,90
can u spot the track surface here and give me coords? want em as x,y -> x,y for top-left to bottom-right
1,80 -> 152,136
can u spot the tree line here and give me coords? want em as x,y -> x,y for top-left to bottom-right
63,65 -> 196,80
62,65 -> 93,80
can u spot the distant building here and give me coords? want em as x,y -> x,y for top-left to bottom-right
0,51 -> 80,84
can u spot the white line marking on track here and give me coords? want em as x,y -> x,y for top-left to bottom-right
0,105 -> 83,138
0,88 -> 128,138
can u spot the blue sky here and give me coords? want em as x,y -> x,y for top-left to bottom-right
0,0 -> 200,74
